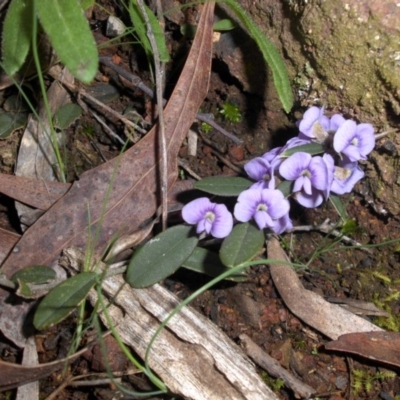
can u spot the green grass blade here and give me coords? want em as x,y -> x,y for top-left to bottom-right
2,0 -> 34,76
37,0 -> 98,83
221,0 -> 293,113
127,0 -> 170,62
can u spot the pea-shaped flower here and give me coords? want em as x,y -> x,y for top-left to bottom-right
333,120 -> 375,161
279,152 -> 330,208
182,198 -> 233,238
299,106 -> 346,142
244,157 -> 276,189
234,188 -> 290,233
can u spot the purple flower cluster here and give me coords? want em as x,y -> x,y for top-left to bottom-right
182,106 -> 375,238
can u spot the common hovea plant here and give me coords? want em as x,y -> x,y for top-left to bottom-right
185,106 -> 375,238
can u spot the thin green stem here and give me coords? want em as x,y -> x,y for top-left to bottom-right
32,0 -> 65,182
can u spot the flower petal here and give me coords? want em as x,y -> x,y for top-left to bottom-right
298,106 -> 322,137
295,190 -> 324,208
273,213 -> 293,234
182,197 -> 212,224
303,176 -> 312,195
342,145 -> 362,162
254,210 -> 274,230
244,157 -> 271,181
329,114 -> 346,131
261,189 -> 290,219
234,189 -> 260,222
309,156 -> 328,190
356,123 -> 375,157
211,204 -> 233,238
293,176 -> 305,193
279,152 -> 311,181
333,119 -> 357,153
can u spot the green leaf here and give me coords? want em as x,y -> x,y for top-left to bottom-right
194,176 -> 252,196
127,1 -> 170,63
182,246 -> 247,281
0,109 -> 28,139
16,280 -> 32,298
126,225 -> 198,288
80,0 -> 94,10
181,19 -> 236,38
53,103 -> 82,129
213,19 -> 236,31
2,0 -> 34,76
221,0 -> 293,113
277,179 -> 293,198
220,222 -> 264,267
37,0 -> 98,83
329,194 -> 347,222
281,143 -> 325,157
11,265 -> 56,284
33,272 -> 97,330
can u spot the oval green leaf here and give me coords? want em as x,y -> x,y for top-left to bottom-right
0,110 -> 28,138
33,272 -> 97,330
277,179 -> 293,198
2,0 -> 34,76
11,265 -> 56,284
220,222 -> 264,267
126,225 -> 198,288
53,103 -> 82,129
37,0 -> 98,83
182,246 -> 247,282
194,176 -> 252,196
281,143 -> 325,157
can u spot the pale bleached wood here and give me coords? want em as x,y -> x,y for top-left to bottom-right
64,247 -> 278,400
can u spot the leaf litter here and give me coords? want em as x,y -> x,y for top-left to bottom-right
0,0 -> 393,396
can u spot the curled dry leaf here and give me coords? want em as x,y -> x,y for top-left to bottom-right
267,236 -> 383,340
325,331 -> 400,368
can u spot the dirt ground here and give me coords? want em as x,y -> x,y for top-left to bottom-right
0,1 -> 400,399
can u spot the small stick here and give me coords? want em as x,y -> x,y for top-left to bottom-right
99,57 -> 243,144
290,218 -> 373,254
135,0 -> 168,231
59,78 -> 148,135
239,333 -> 316,399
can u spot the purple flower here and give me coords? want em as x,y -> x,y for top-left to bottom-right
298,106 -> 346,143
279,152 -> 331,208
333,120 -> 375,161
234,188 -> 290,233
244,157 -> 276,189
331,160 -> 365,195
182,198 -> 233,238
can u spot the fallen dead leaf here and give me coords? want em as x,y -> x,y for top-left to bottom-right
325,331 -> 400,368
267,236 -> 383,340
0,0 -> 214,347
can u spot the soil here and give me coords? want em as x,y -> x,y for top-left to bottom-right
0,1 -> 400,399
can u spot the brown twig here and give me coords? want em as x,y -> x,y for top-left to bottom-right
135,0 -> 168,231
290,218 -> 373,254
239,333 -> 316,399
99,57 -> 243,145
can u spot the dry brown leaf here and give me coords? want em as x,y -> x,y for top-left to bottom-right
325,331 -> 400,368
0,345 -> 89,392
0,1 -> 214,347
0,227 -> 19,264
267,236 -> 383,340
1,4 -> 213,274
